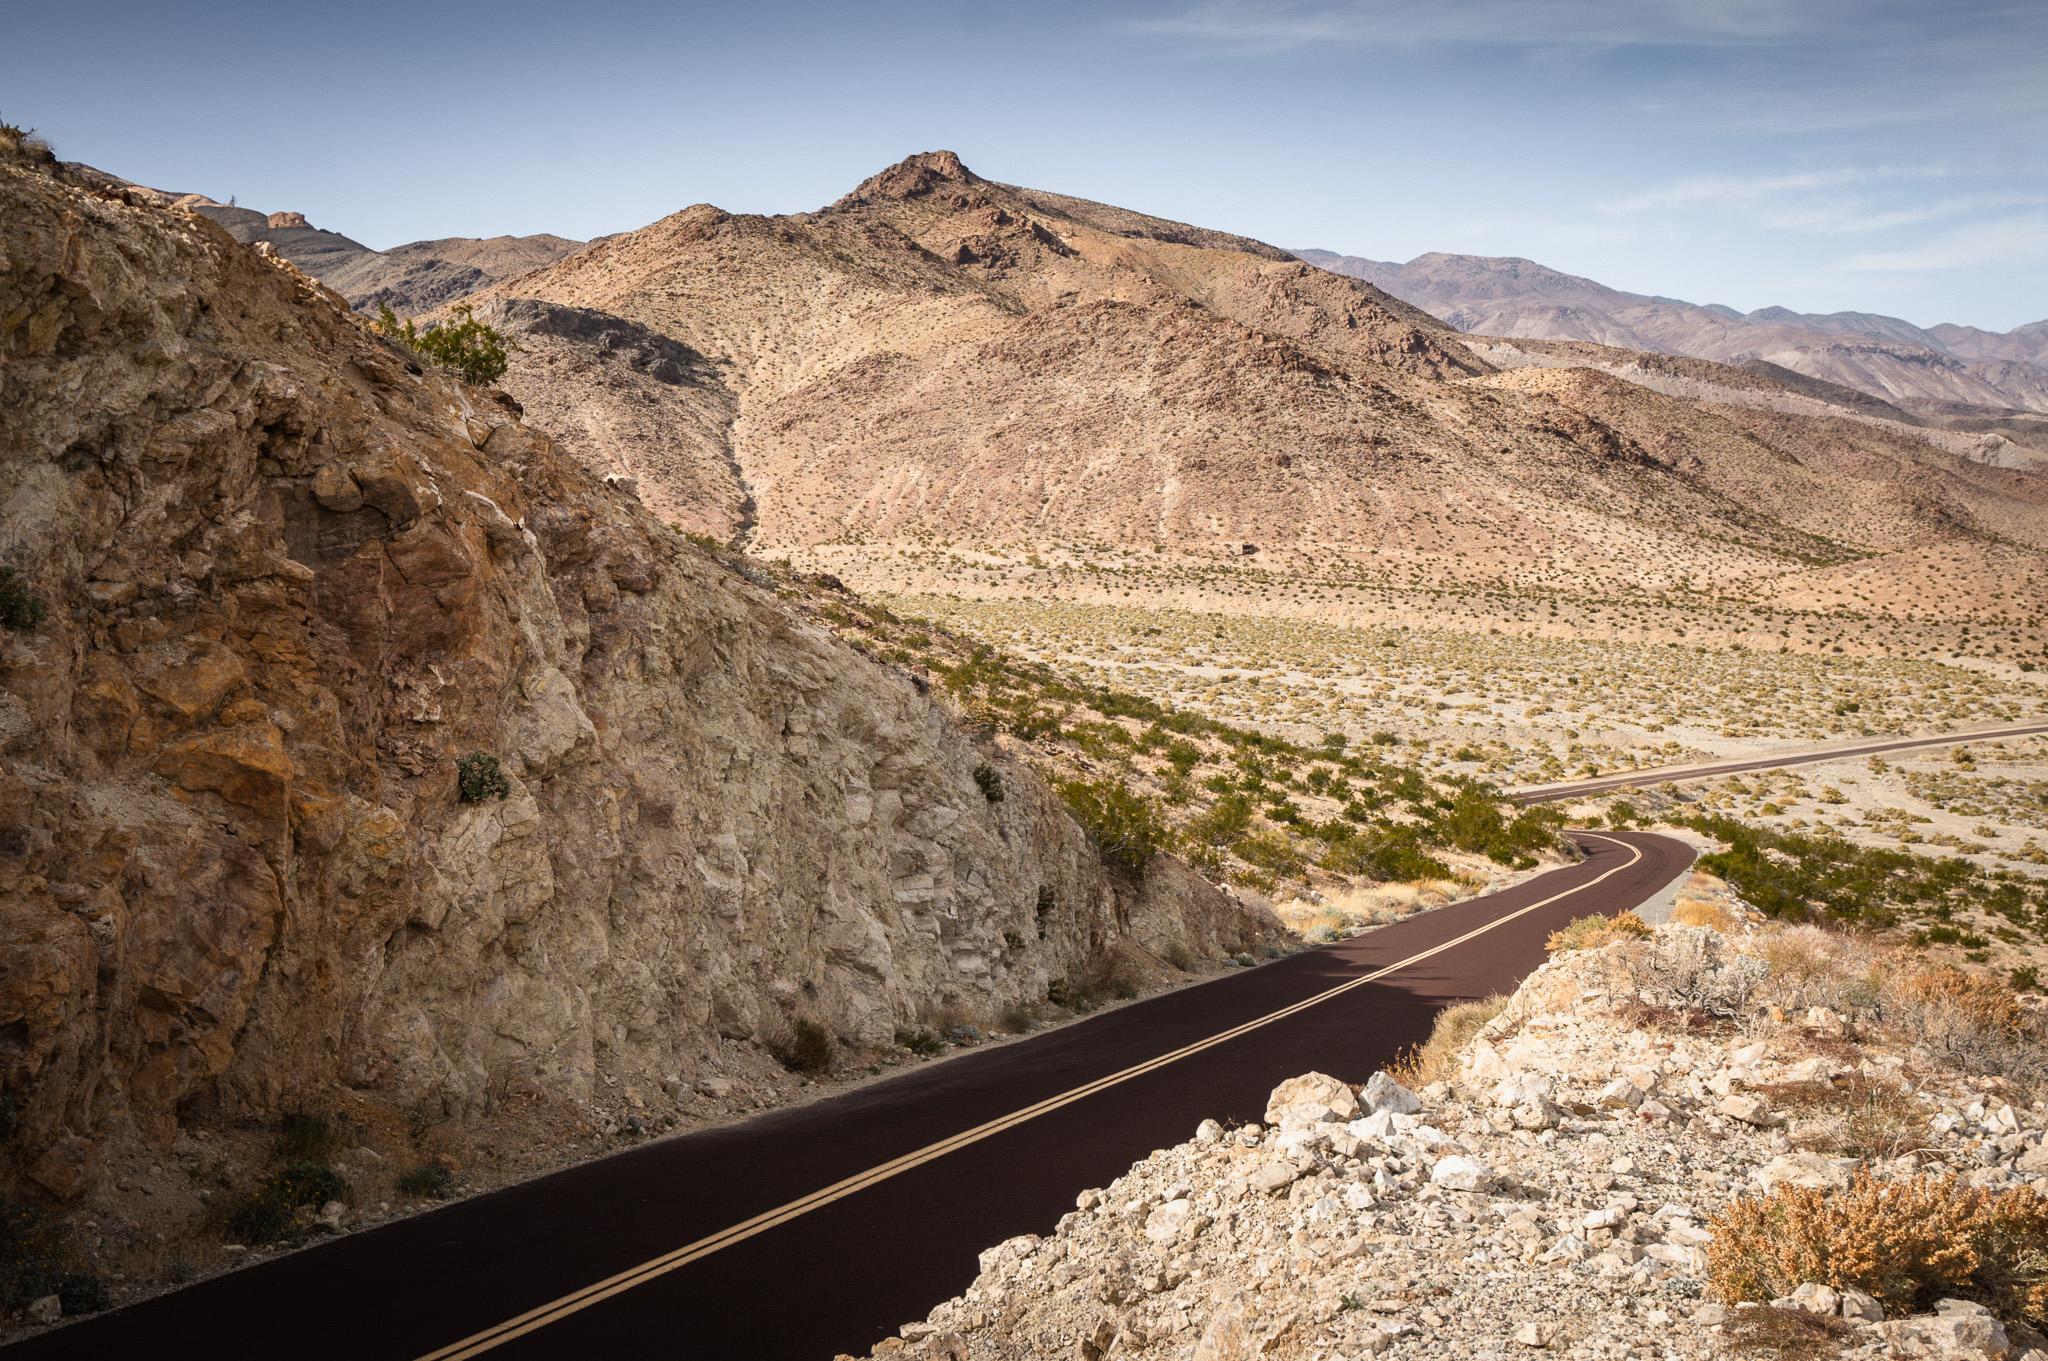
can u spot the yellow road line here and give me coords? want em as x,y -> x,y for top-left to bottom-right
418,833 -> 1650,1360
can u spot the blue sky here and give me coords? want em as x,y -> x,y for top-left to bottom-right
10,1 -> 2045,329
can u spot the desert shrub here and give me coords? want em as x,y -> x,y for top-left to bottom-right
1425,785 -> 1564,866
373,303 -> 510,386
223,1162 -> 349,1245
1164,739 -> 1202,774
0,566 -> 46,633
1058,778 -> 1173,878
275,1110 -> 338,1162
1162,940 -> 1195,971
1708,1173 -> 2048,1326
1390,995 -> 1508,1087
997,1004 -> 1037,1034
894,1026 -> 945,1058
1233,830 -> 1303,879
1547,910 -> 1652,954
0,1195 -> 106,1315
1685,812 -> 1998,930
972,763 -> 1004,803
1319,826 -> 1452,883
396,1163 -> 454,1200
1883,962 -> 2045,1087
456,752 -> 511,804
1186,794 -> 1253,847
1751,925 -> 1884,1015
768,1017 -> 835,1074
1600,927 -> 1765,1019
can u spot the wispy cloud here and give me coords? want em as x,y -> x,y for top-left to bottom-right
1597,166 -> 1947,215
1841,212 -> 2048,270
1118,0 -> 1828,52
1761,193 -> 2048,235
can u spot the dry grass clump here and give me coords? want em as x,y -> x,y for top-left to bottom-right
1708,1172 -> 2048,1326
1547,909 -> 1652,954
1720,1305 -> 1853,1360
1390,994 -> 1509,1087
1757,1075 -> 1926,1161
1671,897 -> 1736,931
1274,880 -> 1460,940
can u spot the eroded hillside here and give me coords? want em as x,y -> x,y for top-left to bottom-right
0,147 -> 1278,1279
461,152 -> 2048,660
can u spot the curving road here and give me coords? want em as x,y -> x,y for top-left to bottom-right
11,831 -> 1695,1361
1508,722 -> 2048,805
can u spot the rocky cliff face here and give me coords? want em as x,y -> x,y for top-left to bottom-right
0,154 -> 1272,1209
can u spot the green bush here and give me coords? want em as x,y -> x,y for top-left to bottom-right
223,1162 -> 349,1245
0,566 -> 46,632
373,304 -> 510,386
0,1195 -> 106,1315
457,752 -> 511,804
396,1164 -> 454,1200
769,1018 -> 835,1074
894,1026 -> 945,1058
973,763 -> 1004,803
1186,793 -> 1253,847
1058,778 -> 1174,878
1320,826 -> 1452,882
275,1111 -> 337,1162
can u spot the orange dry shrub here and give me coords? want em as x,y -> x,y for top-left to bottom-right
1546,909 -> 1653,954
1671,898 -> 1735,932
1708,1172 -> 2048,1326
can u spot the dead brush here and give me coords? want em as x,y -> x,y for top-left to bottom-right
1389,994 -> 1510,1088
1881,962 -> 2047,1094
1708,1171 -> 2048,1327
1721,1306 -> 1854,1361
1752,1075 -> 1927,1161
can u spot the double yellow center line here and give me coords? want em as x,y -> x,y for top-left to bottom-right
418,833 -> 1648,1359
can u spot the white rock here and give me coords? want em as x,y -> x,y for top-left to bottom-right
1362,1071 -> 1421,1116
1265,1072 -> 1360,1128
1430,1155 -> 1492,1191
1788,1282 -> 1839,1315
1144,1198 -> 1192,1244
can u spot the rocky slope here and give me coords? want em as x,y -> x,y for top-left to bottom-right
861,893 -> 2048,1361
0,146 -> 1276,1261
454,152 -> 2047,643
1297,248 -> 2048,416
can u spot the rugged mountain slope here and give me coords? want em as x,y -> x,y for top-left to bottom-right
0,149 -> 1273,1231
1298,247 -> 2048,415
462,152 -> 2046,641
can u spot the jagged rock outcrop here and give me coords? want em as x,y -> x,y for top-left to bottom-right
0,154 -> 1274,1205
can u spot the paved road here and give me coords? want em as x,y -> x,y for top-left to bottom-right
1508,722 -> 2048,805
13,831 -> 1694,1361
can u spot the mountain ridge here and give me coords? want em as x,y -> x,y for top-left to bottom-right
1295,246 -> 2048,414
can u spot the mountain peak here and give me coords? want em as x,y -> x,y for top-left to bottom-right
843,149 -> 979,204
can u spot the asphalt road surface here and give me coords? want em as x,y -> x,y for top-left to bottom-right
13,831 -> 1694,1361
1509,722 -> 2048,804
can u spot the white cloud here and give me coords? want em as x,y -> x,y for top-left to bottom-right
1597,166 -> 1946,215
1118,0 -> 1826,51
1840,212 -> 2048,270
1760,193 -> 2048,235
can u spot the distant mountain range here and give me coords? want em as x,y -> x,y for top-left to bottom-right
62,162 -> 585,315
1294,248 -> 2048,415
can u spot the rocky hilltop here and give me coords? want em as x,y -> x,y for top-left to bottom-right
0,145 -> 1274,1261
455,152 -> 2048,644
